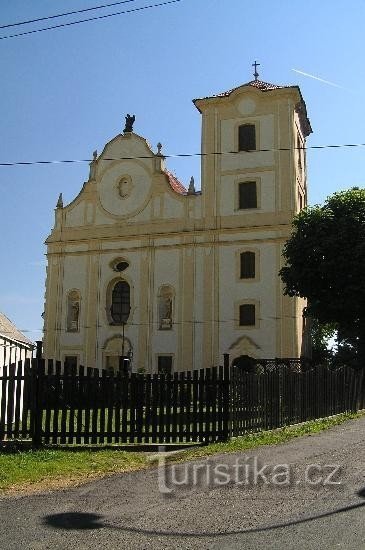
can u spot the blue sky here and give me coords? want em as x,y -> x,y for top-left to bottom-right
1,0 -> 364,340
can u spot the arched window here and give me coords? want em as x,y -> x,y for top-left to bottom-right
158,285 -> 174,330
110,280 -> 130,324
66,290 -> 80,332
240,252 -> 255,279
238,124 -> 256,151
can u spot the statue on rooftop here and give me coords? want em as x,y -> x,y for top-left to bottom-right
124,114 -> 135,133
89,150 -> 97,180
188,176 -> 196,195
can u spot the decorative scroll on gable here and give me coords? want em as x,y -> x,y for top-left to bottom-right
229,335 -> 260,359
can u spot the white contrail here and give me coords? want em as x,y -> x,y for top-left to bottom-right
292,68 -> 344,89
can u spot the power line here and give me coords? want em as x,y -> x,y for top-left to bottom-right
0,315 -> 309,336
0,142 -> 365,167
0,0 -> 139,29
0,0 -> 182,41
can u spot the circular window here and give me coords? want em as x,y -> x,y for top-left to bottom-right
114,261 -> 129,272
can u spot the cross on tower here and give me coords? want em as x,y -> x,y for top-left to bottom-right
252,60 -> 260,81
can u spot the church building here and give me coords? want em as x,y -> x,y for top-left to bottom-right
43,67 -> 312,373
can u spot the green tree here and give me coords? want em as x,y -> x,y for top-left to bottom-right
310,319 -> 336,366
279,188 -> 365,368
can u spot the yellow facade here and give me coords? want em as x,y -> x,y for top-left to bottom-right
43,77 -> 312,372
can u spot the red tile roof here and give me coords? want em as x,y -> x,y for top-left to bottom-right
164,170 -> 187,195
193,79 -> 312,137
194,80 -> 287,102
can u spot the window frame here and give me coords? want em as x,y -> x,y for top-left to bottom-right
240,251 -> 256,280
238,181 -> 258,210
235,300 -> 260,329
237,248 -> 260,283
238,123 -> 257,152
106,277 -> 132,326
110,280 -> 130,324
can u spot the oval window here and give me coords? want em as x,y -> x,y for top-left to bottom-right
114,261 -> 129,272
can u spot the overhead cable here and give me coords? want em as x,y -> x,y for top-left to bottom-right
0,0 -> 182,41
0,0 -> 138,29
0,142 -> 364,167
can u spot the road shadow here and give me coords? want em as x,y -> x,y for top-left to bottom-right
43,487 -> 365,537
44,512 -> 104,530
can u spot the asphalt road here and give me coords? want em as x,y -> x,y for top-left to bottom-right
1,417 -> 365,550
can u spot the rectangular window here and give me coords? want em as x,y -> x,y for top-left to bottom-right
297,135 -> 302,170
240,252 -> 255,279
64,355 -> 78,369
238,124 -> 256,151
239,304 -> 255,326
158,356 -> 172,374
239,182 -> 257,209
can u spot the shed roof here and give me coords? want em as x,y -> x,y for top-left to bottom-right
0,313 -> 34,347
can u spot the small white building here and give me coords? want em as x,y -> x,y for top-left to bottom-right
43,72 -> 312,373
0,313 -> 34,369
0,313 -> 34,426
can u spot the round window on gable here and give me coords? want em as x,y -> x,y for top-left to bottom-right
110,258 -> 130,272
115,261 -> 129,272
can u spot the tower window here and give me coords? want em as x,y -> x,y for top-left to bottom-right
240,252 -> 255,279
297,135 -> 302,170
239,182 -> 257,209
239,304 -> 256,326
238,124 -> 256,151
110,280 -> 130,324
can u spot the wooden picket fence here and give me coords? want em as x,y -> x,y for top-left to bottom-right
0,358 -> 363,446
231,364 -> 364,437
0,359 -> 231,445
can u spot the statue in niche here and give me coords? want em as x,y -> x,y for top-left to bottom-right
163,296 -> 172,319
67,292 -> 80,331
70,301 -> 79,330
124,114 -> 135,133
159,287 -> 173,329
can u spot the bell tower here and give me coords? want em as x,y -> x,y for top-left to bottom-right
193,66 -> 312,361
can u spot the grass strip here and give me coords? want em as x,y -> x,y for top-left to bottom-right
167,411 -> 365,464
0,411 -> 363,493
0,449 -> 148,492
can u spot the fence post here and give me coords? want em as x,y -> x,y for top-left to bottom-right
35,341 -> 43,359
222,354 -> 231,441
359,369 -> 365,410
354,368 -> 364,412
31,357 -> 43,447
